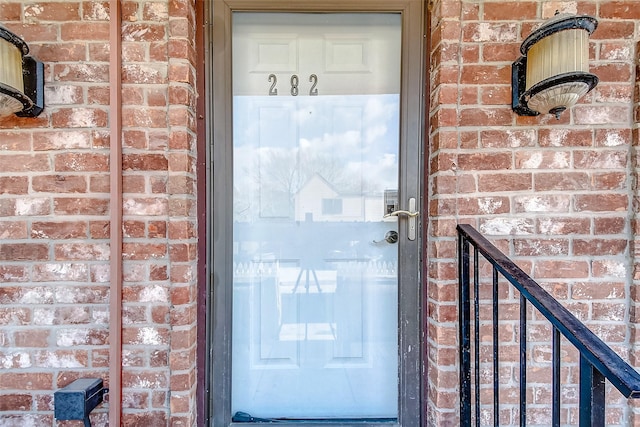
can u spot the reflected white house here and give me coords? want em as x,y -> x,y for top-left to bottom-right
294,173 -> 387,222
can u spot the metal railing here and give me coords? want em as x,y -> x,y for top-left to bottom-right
457,224 -> 640,426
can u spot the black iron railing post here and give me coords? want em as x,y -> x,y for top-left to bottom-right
580,356 -> 606,427
519,294 -> 527,427
492,267 -> 499,427
473,247 -> 480,427
459,232 -> 471,427
552,327 -> 561,427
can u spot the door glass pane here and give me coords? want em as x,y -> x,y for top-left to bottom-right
231,12 -> 401,420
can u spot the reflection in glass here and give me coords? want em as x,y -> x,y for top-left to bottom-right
231,12 -> 401,420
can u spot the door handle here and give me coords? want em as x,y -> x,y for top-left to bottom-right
383,198 -> 418,241
384,210 -> 419,218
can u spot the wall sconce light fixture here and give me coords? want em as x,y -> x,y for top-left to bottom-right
0,25 -> 44,118
512,14 -> 598,119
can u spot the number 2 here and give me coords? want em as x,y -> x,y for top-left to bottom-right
268,74 -> 278,96
309,74 -> 318,96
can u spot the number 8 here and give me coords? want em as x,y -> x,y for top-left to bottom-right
290,75 -> 299,96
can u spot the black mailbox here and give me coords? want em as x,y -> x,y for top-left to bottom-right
54,378 -> 106,427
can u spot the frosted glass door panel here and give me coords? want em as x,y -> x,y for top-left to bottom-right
231,13 -> 401,420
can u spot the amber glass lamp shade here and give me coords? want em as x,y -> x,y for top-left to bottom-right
0,26 -> 44,118
512,14 -> 598,119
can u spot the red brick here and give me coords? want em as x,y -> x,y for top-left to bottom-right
0,154 -> 50,172
595,129 -> 632,147
32,264 -> 89,282
87,86 -> 110,105
432,174 -> 476,195
88,42 -> 111,61
538,129 -> 593,147
534,172 -> 589,191
122,371 -> 169,389
574,239 -> 627,256
123,326 -> 170,346
593,172 -> 626,190
122,23 -> 167,42
600,1 -> 640,19
0,221 -> 28,239
14,330 -> 51,348
0,131 -> 32,150
89,175 -> 110,193
483,2 -> 538,20
52,64 -> 109,83
0,266 -> 29,283
461,65 -> 510,84
123,154 -> 168,171
122,243 -> 167,260
458,107 -> 512,126
61,22 -> 110,40
56,328 -> 109,346
169,243 -> 197,262
32,175 -> 87,193
534,260 -> 589,279
33,350 -> 89,368
54,243 -> 110,261
480,85 -> 511,105
122,64 -> 167,85
24,3 -> 80,20
462,22 -> 518,43
600,41 -> 634,61
0,3 -> 21,21
0,308 -> 30,325
122,412 -> 168,427
480,130 -> 536,148
482,43 -> 520,62
168,131 -> 191,150
0,244 -> 49,261
592,63 -> 633,83
0,394 -> 32,411
575,194 -> 628,212
478,173 -> 532,192
514,195 -> 570,213
121,108 -> 168,128
594,217 -> 626,234
53,198 -> 109,215
89,221 -> 110,238
123,221 -> 146,238
590,20 -> 635,39
51,108 -> 109,128
33,131 -> 91,150
458,152 -> 511,171
515,151 -> 571,169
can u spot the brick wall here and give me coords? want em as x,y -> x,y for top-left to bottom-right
0,1 -> 198,426
427,0 -> 639,425
0,0 -> 638,426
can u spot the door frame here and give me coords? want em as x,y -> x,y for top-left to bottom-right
203,1 -> 426,425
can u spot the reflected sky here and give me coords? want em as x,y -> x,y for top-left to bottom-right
233,94 -> 400,222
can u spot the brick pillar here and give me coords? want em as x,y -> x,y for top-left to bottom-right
118,0 -> 199,425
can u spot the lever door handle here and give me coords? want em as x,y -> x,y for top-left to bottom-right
383,198 -> 418,241
384,209 -> 419,218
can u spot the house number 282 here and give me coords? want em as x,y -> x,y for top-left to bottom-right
268,74 -> 318,96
